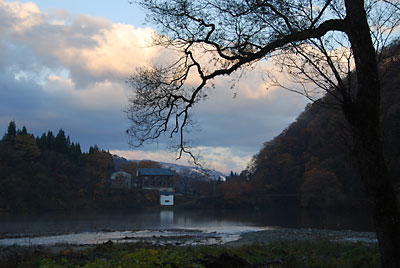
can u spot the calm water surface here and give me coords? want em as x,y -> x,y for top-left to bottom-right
0,207 -> 374,246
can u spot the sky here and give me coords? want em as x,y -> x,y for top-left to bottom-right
0,0 -> 309,173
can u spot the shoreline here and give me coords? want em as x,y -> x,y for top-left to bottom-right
226,227 -> 377,247
0,227 -> 377,263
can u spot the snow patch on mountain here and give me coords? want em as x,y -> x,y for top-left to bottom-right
111,154 -> 226,180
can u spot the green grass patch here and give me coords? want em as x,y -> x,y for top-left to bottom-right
13,240 -> 380,268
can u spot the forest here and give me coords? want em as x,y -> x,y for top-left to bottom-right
0,122 -> 172,213
245,54 -> 400,209
0,122 -> 112,212
0,122 -> 229,212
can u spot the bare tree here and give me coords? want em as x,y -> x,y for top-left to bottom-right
126,1 -> 400,266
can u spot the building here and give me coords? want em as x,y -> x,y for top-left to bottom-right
160,190 -> 174,206
110,171 -> 132,189
136,168 -> 175,206
136,168 -> 175,191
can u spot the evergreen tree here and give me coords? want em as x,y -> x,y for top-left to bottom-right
36,133 -> 47,151
89,145 -> 99,154
3,121 -> 17,141
66,136 -> 71,149
46,131 -> 55,151
69,142 -> 83,163
55,129 -> 68,154
17,126 -> 28,136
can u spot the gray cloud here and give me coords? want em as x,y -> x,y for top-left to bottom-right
0,1 -> 309,172
190,80 -> 309,152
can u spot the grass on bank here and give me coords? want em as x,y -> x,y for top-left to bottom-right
10,240 -> 380,268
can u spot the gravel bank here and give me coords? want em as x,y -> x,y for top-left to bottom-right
226,228 -> 377,247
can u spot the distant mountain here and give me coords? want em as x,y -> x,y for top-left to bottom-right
112,154 -> 130,169
158,161 -> 226,180
111,154 -> 226,180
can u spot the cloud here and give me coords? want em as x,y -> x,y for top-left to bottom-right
0,0 -> 158,148
191,63 -> 310,149
195,146 -> 253,173
0,0 -> 160,87
0,0 -> 310,173
0,0 -> 43,33
44,76 -> 128,111
110,146 -> 252,174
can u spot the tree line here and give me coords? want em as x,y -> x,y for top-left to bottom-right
0,123 -> 221,212
0,121 -> 252,212
0,122 -> 116,212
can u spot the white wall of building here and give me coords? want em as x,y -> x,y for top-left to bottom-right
160,194 -> 174,206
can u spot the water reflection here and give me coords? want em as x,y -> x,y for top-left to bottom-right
160,210 -> 174,227
0,207 -> 374,239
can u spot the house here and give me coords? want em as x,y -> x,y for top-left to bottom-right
110,171 -> 132,189
136,168 -> 175,191
136,168 -> 175,206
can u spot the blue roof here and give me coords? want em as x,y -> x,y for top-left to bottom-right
137,168 -> 175,176
160,191 -> 175,195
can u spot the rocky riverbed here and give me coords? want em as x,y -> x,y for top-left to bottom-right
0,227 -> 377,264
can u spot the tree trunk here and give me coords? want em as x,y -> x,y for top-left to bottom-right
344,1 -> 400,267
349,117 -> 400,268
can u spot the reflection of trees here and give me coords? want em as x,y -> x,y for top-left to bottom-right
301,168 -> 344,208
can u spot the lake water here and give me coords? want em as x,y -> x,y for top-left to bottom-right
0,207 -> 374,246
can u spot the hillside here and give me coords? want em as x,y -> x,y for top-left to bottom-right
247,52 -> 400,209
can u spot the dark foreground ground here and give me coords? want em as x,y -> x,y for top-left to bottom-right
0,228 -> 380,268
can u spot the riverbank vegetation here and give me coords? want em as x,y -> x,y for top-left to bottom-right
2,240 -> 380,268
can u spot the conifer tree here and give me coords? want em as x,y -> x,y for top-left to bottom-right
18,126 -> 28,136
55,129 -> 68,154
46,131 -> 55,151
3,121 -> 17,141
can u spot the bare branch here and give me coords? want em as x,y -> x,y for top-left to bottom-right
127,0 -> 400,162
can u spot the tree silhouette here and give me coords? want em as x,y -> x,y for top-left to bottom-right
2,121 -> 16,141
55,129 -> 69,154
127,1 -> 400,266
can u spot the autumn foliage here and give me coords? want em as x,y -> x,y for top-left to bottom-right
248,59 -> 400,209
